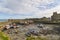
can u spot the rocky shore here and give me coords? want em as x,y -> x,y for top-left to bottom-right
1,23 -> 60,40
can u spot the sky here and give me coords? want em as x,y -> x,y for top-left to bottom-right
0,0 -> 60,19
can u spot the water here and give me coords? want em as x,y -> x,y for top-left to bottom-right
0,19 -> 8,22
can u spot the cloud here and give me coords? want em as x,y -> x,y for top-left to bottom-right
0,0 -> 60,19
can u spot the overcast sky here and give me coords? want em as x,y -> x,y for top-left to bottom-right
0,0 -> 60,19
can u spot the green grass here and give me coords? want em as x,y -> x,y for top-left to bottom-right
26,36 -> 47,40
0,31 -> 10,40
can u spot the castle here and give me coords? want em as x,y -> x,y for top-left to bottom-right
51,12 -> 60,22
7,12 -> 60,23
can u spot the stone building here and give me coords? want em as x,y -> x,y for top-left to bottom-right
51,12 -> 60,22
